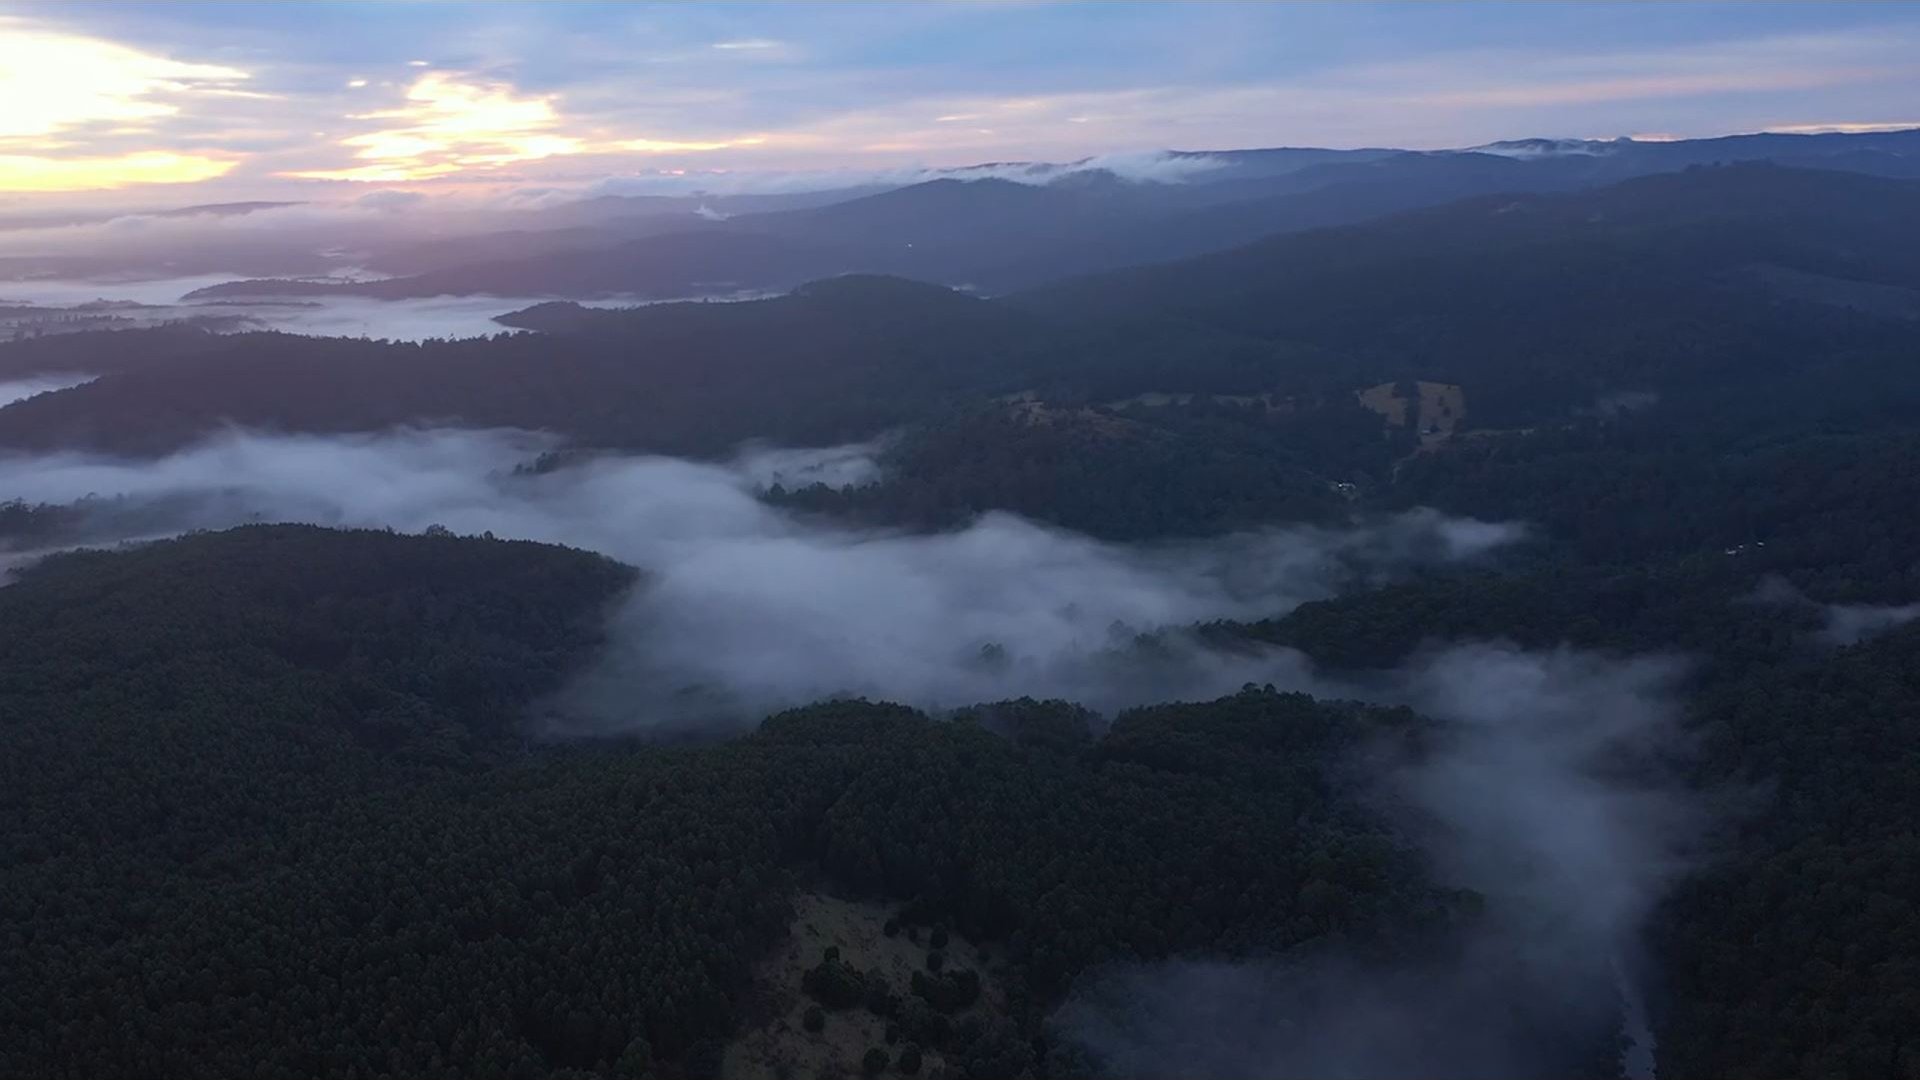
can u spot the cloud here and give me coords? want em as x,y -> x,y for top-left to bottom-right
0,18 -> 251,192
933,149 -> 1226,185
0,18 -> 250,141
618,136 -> 765,154
581,147 -> 1222,197
0,428 -> 1523,730
0,151 -> 236,193
1058,644 -> 1700,1080
10,7 -> 1920,199
285,70 -> 772,183
1334,26 -> 1920,114
289,72 -> 587,182
642,24 -> 1920,168
1763,120 -> 1920,135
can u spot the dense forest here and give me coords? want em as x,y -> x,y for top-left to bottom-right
4,158 -> 1920,1078
1,526 -> 1463,1079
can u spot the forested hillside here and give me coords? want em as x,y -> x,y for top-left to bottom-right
1023,164 -> 1920,425
0,526 -> 1450,1079
6,165 -> 1916,464
0,277 -> 1041,455
151,129 -> 1920,302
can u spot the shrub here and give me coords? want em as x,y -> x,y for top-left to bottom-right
803,959 -> 867,1009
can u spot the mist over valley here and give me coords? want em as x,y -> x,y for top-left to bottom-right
5,5 -> 1920,1078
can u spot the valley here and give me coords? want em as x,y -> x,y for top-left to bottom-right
3,87 -> 1918,1080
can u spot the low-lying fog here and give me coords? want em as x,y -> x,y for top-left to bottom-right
0,373 -> 93,407
0,425 -> 1702,1077
0,427 -> 1524,725
1059,643 -> 1696,1080
0,276 -> 637,341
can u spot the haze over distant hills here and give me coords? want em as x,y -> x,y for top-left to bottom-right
6,127 -> 1914,311
5,160 -> 1914,461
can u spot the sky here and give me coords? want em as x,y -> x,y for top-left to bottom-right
3,1 -> 1918,207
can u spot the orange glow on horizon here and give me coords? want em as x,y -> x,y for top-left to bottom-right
0,151 -> 237,192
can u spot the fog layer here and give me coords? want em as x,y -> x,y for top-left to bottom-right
1746,573 -> 1920,646
1058,644 -> 1699,1080
0,277 -> 651,341
0,373 -> 93,407
0,427 -> 1521,727
2,427 -> 1701,1076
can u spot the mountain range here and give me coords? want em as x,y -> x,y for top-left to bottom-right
127,126 -> 1920,302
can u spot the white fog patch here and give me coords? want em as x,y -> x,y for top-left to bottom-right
1818,601 -> 1920,646
1744,573 -> 1920,646
1392,645 -> 1694,945
729,439 -> 886,490
189,293 -> 547,341
0,276 -> 653,341
0,428 -> 1523,726
1058,644 -> 1700,1080
1,274 -> 244,307
0,373 -> 93,406
587,150 -> 1223,198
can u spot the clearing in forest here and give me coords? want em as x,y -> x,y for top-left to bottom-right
721,892 -> 1006,1080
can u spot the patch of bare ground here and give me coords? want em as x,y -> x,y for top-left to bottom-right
1003,398 -> 1138,437
1103,390 -> 1298,415
722,891 -> 1006,1080
1357,381 -> 1411,428
1359,380 -> 1467,450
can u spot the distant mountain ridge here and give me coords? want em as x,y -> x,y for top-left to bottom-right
177,128 -> 1920,305
12,162 -> 1920,458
